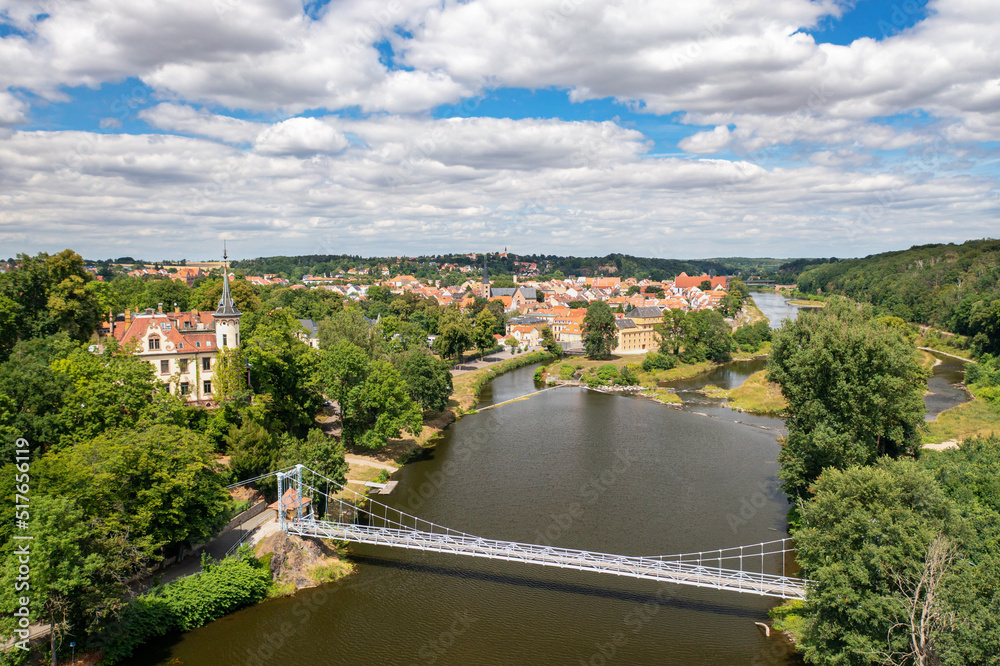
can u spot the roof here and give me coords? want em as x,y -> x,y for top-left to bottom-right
616,318 -> 637,330
626,306 -> 664,319
298,319 -> 319,338
214,259 -> 241,317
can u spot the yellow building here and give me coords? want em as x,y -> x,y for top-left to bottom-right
615,306 -> 662,354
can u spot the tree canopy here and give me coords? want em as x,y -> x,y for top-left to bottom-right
582,300 -> 618,359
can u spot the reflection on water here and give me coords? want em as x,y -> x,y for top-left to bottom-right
752,291 -> 803,330
924,352 -> 971,420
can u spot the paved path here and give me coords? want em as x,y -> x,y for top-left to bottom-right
450,346 -> 541,376
158,509 -> 274,584
344,455 -> 399,472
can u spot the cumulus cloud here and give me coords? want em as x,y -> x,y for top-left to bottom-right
252,117 -> 349,156
0,122 -> 994,259
0,91 -> 27,126
139,103 -> 264,143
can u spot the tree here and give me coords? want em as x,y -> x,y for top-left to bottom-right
0,495 -> 105,665
540,325 -> 561,355
194,277 -> 261,314
793,460 -> 957,666
582,300 -> 618,359
227,419 -> 278,482
681,310 -> 733,363
699,279 -> 712,291
627,285 -> 640,296
398,351 -> 453,412
769,299 -> 927,499
278,429 -> 347,487
319,341 -> 422,450
41,424 -> 231,559
212,346 -> 249,401
472,308 -> 499,356
318,306 -> 384,358
655,309 -> 688,356
433,307 -> 472,361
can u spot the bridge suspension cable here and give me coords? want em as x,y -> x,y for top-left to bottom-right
272,464 -> 812,600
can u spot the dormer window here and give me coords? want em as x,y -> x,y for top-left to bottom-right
148,337 -> 160,350
196,341 -> 201,348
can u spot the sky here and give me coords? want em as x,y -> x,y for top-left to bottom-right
1,0 -> 998,261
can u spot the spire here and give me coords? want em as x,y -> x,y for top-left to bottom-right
482,254 -> 489,298
214,243 -> 241,317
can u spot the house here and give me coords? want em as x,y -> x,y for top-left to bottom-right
101,254 -> 242,405
614,306 -> 664,354
509,325 -> 541,345
269,487 -> 311,522
298,319 -> 320,348
674,272 -> 730,290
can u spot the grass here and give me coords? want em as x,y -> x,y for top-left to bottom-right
917,349 -> 938,369
922,390 -> 1000,445
309,558 -> 354,584
743,298 -> 768,325
787,300 -> 825,307
727,370 -> 788,414
701,370 -> 788,415
769,599 -> 807,640
916,334 -> 974,361
639,360 -> 715,385
640,388 -> 682,404
732,341 -> 771,360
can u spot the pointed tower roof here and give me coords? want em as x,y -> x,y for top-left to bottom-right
214,244 -> 241,318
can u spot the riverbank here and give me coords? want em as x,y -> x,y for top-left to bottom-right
702,370 -> 787,415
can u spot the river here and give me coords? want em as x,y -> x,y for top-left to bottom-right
137,294 -> 968,666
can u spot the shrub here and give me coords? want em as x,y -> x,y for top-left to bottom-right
559,364 -> 575,380
596,364 -> 619,381
641,352 -> 676,372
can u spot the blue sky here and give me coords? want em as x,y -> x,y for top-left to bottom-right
0,0 -> 997,260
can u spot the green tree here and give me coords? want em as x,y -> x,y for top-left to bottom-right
699,279 -> 712,291
41,424 -> 230,559
318,306 -> 384,358
769,299 -> 927,499
794,460 -> 957,666
227,419 -> 277,482
540,325 -> 561,355
472,308 -> 499,356
212,346 -> 249,401
398,351 -> 453,412
655,309 -> 688,356
0,495 -> 105,665
320,342 -> 422,450
433,307 -> 473,361
278,429 -> 348,487
681,310 -> 733,363
582,300 -> 618,359
194,277 -> 261,314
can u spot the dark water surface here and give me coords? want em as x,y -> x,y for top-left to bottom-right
924,352 -> 971,420
140,366 -> 798,666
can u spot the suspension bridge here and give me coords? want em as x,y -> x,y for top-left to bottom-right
264,464 -> 811,600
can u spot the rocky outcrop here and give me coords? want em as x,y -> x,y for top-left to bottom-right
255,531 -> 352,590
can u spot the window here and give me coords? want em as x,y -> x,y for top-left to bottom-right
202,357 -> 211,371
235,333 -> 239,345
195,341 -> 201,348
207,340 -> 212,347
149,337 -> 160,350
222,334 -> 227,346
179,359 -> 189,372
161,322 -> 171,330
160,360 -> 169,374
178,342 -> 184,349
203,381 -> 212,395
180,382 -> 190,395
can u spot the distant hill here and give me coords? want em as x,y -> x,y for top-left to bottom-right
797,238 -> 1000,351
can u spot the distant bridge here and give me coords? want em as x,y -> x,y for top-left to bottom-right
275,465 -> 810,600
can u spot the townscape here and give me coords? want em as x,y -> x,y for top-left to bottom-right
2,0 -> 1000,664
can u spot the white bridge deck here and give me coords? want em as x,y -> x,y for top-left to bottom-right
286,518 -> 808,599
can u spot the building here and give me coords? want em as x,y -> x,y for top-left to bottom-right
103,252 -> 242,405
615,306 -> 663,354
674,272 -> 729,290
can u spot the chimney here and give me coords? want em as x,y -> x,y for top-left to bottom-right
157,303 -> 163,313
175,305 -> 180,313
125,309 -> 131,322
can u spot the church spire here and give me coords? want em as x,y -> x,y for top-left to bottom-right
215,242 -> 241,317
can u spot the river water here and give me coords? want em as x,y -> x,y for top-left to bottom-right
138,295 -> 968,666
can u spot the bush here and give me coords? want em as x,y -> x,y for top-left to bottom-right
596,364 -> 619,381
641,352 -> 676,372
618,363 -> 640,385
559,364 -> 575,380
95,549 -> 272,663
582,373 -> 605,387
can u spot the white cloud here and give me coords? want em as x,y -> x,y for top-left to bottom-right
139,103 -> 264,143
252,117 -> 349,156
0,91 -> 27,126
679,125 -> 732,154
0,122 -> 994,259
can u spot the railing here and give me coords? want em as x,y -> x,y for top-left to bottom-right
286,519 -> 808,599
